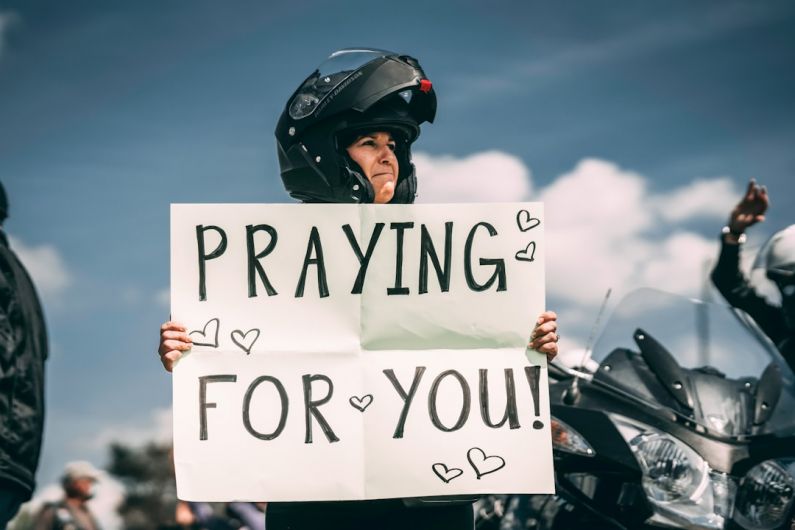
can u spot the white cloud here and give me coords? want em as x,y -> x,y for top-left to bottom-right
654,177 -> 738,222
538,158 -> 734,307
76,407 -> 173,451
639,231 -> 718,294
8,235 -> 72,300
412,151 -> 743,339
414,150 -> 532,203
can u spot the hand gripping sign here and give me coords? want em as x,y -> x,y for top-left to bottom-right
170,203 -> 553,501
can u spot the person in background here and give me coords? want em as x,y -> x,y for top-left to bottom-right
34,461 -> 101,530
0,180 -> 49,528
711,179 -> 795,370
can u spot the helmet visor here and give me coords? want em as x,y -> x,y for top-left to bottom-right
289,48 -> 397,120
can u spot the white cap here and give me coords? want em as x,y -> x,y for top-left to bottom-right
61,460 -> 101,483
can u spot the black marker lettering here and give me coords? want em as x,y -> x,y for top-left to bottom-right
479,368 -> 520,429
387,222 -> 414,295
302,374 -> 339,443
199,375 -> 236,440
419,222 -> 453,294
524,366 -> 544,429
428,370 -> 471,432
383,367 -> 427,439
196,225 -> 228,301
295,226 -> 329,298
343,222 -> 385,294
242,376 -> 288,440
246,224 -> 278,298
464,222 -> 506,292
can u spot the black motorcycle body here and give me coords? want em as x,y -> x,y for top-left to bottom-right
531,289 -> 795,530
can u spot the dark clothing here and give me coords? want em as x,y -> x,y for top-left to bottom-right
267,499 -> 473,530
711,238 -> 795,371
0,229 -> 48,500
0,483 -> 29,528
227,503 -> 265,530
34,501 -> 99,530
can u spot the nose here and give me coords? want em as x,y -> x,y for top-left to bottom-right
377,144 -> 396,165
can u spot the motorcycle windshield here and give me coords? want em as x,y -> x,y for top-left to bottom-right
585,288 -> 795,439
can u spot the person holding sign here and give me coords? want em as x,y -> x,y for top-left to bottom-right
159,49 -> 559,530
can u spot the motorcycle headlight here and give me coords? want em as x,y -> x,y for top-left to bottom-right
610,414 -> 733,530
734,459 -> 795,530
631,432 -> 709,502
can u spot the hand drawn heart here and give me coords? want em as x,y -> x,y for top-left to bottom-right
515,241 -> 536,262
349,394 -> 374,412
231,328 -> 260,355
189,318 -> 220,348
432,463 -> 464,484
467,447 -> 506,479
516,210 -> 541,232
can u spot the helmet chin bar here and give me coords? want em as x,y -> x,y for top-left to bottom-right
389,164 -> 417,204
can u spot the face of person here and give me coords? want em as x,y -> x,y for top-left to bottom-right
346,131 -> 399,204
66,477 -> 96,500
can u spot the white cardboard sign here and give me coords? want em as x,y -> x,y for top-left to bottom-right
170,203 -> 553,501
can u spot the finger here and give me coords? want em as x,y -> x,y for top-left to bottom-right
546,350 -> 558,362
536,331 -> 558,345
161,350 -> 183,372
161,339 -> 192,353
532,321 -> 557,338
535,342 -> 557,354
159,341 -> 192,356
161,321 -> 187,333
759,185 -> 770,208
530,332 -> 558,350
744,178 -> 756,200
536,310 -> 557,324
161,330 -> 193,343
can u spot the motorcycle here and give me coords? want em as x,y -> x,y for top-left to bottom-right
527,288 -> 795,530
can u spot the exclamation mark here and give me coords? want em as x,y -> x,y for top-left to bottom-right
524,366 -> 544,429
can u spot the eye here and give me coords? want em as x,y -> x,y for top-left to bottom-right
388,143 -> 396,151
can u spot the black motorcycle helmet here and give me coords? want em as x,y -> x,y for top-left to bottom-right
275,48 -> 437,203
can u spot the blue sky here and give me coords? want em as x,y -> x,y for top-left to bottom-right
1,0 -> 794,523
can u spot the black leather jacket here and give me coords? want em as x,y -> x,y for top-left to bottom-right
0,229 -> 48,498
711,237 -> 795,372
